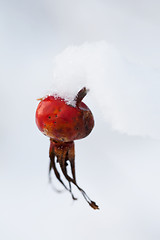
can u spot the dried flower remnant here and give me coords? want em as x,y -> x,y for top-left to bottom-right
35,87 -> 99,210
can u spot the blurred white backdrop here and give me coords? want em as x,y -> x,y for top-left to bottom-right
0,0 -> 160,239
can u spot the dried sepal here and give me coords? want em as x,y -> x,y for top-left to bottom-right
49,139 -> 99,210
89,201 -> 99,210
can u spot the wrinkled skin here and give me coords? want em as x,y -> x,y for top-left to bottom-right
35,87 -> 99,210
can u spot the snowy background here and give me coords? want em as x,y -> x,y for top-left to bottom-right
1,0 -> 160,239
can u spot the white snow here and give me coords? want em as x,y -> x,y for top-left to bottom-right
51,41 -> 160,139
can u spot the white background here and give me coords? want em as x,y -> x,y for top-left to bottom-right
1,0 -> 160,239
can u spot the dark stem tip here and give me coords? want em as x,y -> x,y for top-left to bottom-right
89,201 -> 99,210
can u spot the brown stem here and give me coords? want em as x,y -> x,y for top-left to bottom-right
75,87 -> 89,107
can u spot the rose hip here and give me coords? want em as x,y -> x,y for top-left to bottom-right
35,87 -> 99,210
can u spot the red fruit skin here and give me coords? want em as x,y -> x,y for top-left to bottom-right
35,96 -> 94,142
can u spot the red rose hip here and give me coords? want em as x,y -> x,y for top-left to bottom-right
35,87 -> 99,210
